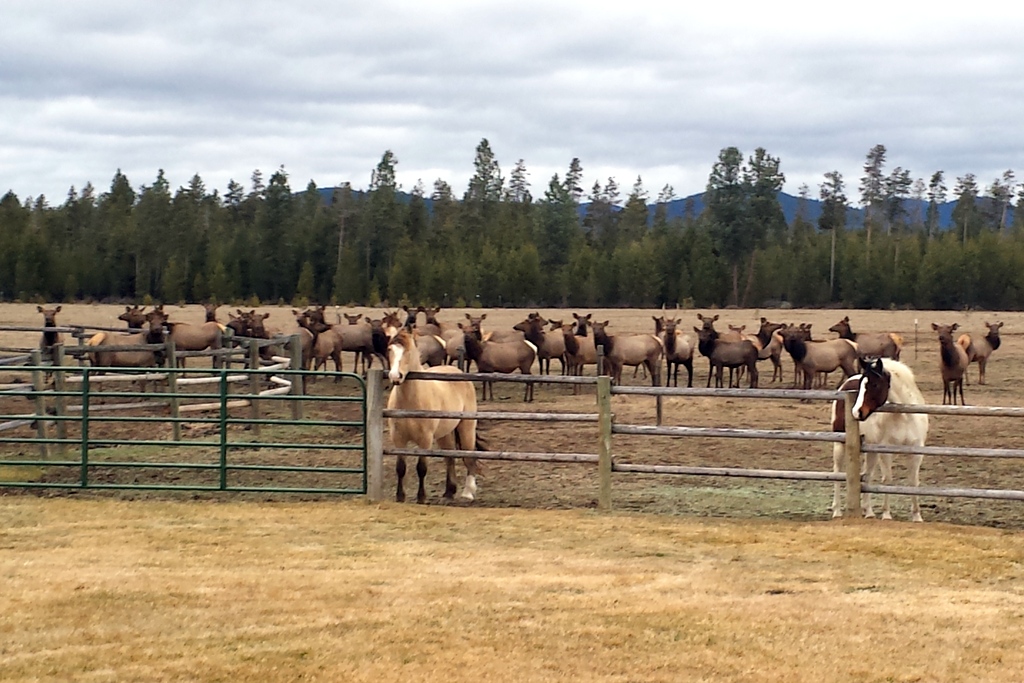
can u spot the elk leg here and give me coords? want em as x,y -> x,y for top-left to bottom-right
684,359 -> 693,388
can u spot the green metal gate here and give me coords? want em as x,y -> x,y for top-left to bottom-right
0,366 -> 368,495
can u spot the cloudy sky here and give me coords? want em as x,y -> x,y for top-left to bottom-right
4,1 -> 1024,205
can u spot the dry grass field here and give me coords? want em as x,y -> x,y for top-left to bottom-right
2,498 -> 1024,683
3,303 -> 1024,680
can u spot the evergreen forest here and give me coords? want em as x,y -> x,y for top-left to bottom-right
2,141 -> 1024,310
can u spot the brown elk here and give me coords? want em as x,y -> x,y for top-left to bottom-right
828,316 -> 903,360
932,322 -> 968,405
460,323 -> 537,402
87,307 -> 167,368
591,320 -> 663,386
957,321 -> 1003,385
37,305 -> 62,363
336,313 -> 377,374
694,323 -> 759,388
754,318 -> 786,383
780,326 -> 858,390
157,305 -> 227,368
291,309 -> 317,371
655,316 -> 694,388
513,314 -> 567,376
118,305 -> 147,330
560,314 -> 600,394
464,313 -> 525,343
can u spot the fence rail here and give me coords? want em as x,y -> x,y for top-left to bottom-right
365,368 -> 1024,517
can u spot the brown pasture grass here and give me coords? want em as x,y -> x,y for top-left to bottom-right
1,498 -> 1024,682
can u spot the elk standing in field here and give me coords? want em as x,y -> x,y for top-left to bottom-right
780,325 -> 858,390
655,316 -> 694,388
513,314 -> 567,376
828,316 -> 903,360
157,305 -> 227,368
37,305 -> 62,364
87,307 -> 167,369
957,321 -> 1003,385
460,322 -> 537,402
694,322 -> 759,389
932,322 -> 969,405
591,320 -> 663,386
755,318 -> 786,383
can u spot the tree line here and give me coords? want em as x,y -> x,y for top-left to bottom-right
2,141 -> 1024,311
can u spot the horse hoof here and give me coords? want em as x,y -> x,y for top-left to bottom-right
911,513 -> 924,523
881,512 -> 893,521
458,491 -> 475,502
831,510 -> 843,519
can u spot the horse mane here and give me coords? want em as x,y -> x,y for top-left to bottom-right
880,358 -> 924,405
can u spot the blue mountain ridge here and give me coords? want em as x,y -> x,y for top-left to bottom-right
316,188 -> 971,230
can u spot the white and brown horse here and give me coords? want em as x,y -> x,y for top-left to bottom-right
387,329 -> 483,504
831,358 -> 928,522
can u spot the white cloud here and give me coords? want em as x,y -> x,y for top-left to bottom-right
3,0 -> 1024,204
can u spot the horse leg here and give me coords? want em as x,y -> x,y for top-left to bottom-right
395,455 -> 407,503
878,453 -> 895,520
908,453 -> 924,522
860,452 -> 879,518
454,422 -> 479,501
415,455 -> 428,504
831,442 -> 845,518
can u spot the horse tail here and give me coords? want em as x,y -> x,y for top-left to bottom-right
453,426 -> 486,474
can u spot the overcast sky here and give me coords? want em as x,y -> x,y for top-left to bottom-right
4,1 -> 1024,207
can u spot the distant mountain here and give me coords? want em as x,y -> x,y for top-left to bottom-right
315,187 -> 981,231
648,191 -> 966,230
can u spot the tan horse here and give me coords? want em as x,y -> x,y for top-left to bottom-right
387,330 -> 482,504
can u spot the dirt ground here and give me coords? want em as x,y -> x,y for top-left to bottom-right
3,302 -> 1024,528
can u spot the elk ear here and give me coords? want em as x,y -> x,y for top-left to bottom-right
585,313 -> 592,320
466,313 -> 473,320
54,306 -> 61,313
37,305 -> 44,313
931,323 -> 939,331
696,313 -> 704,321
480,313 -> 487,321
998,322 -> 1004,328
712,314 -> 719,322
693,326 -> 701,334
951,323 -> 959,331
760,317 -> 767,323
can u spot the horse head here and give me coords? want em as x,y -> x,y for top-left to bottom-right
387,330 -> 417,384
851,357 -> 890,421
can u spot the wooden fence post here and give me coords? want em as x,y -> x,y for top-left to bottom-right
365,368 -> 384,502
30,350 -> 50,460
249,340 -> 261,437
165,339 -> 180,442
53,344 -> 67,455
597,375 -> 612,511
288,333 -> 303,420
843,388 -> 862,517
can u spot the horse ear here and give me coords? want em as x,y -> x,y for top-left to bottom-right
873,358 -> 884,374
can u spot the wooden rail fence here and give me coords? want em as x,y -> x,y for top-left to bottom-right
365,368 -> 1024,517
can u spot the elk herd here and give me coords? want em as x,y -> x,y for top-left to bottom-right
34,304 -> 1005,406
